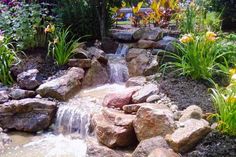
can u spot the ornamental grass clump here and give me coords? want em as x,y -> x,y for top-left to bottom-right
0,33 -> 19,85
47,26 -> 83,66
164,31 -> 233,82
210,70 -> 236,136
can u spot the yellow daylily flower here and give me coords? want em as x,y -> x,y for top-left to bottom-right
229,68 -> 236,77
206,31 -> 217,42
179,34 -> 194,43
225,96 -> 236,103
44,24 -> 55,33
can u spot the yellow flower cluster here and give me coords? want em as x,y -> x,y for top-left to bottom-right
44,24 -> 55,33
206,31 -> 217,42
179,34 -> 194,43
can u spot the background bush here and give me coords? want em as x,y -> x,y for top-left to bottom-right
54,0 -> 112,40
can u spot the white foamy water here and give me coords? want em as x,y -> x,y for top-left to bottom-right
1,84 -> 127,157
1,134 -> 87,157
108,55 -> 129,83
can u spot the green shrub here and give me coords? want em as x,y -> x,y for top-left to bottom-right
0,1 -> 53,50
163,32 -> 234,82
210,75 -> 236,136
0,34 -> 19,85
177,0 -> 222,34
47,27 -> 82,66
54,0 -> 112,39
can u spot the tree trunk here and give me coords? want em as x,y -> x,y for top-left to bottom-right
100,0 -> 106,40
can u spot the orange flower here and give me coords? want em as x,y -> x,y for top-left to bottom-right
180,34 -> 194,43
206,31 -> 217,42
44,24 -> 55,33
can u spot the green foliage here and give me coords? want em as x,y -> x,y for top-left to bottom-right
0,36 -> 19,85
210,81 -> 236,136
177,0 -> 222,34
163,32 -> 233,82
47,27 -> 82,66
0,1 -> 52,50
55,0 -> 111,39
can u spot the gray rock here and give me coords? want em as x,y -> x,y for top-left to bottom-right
9,89 -> 36,100
0,98 -> 57,132
132,84 -> 159,103
143,55 -> 159,76
126,48 -> 147,62
37,67 -> 84,101
113,32 -> 134,41
82,59 -> 109,87
87,47 -> 108,65
73,48 -> 89,59
126,76 -> 147,87
17,69 -> 41,90
141,27 -> 163,41
146,94 -> 162,103
68,59 -> 92,69
156,36 -> 178,52
0,90 -> 9,103
132,136 -> 169,157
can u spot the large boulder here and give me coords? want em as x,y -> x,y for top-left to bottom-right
0,91 -> 9,103
103,87 -> 139,109
37,67 -> 84,101
132,83 -> 159,103
133,104 -> 176,141
126,49 -> 159,77
9,89 -> 36,100
0,98 -> 57,132
132,136 -> 169,157
17,69 -> 42,90
128,53 -> 150,77
148,148 -> 180,157
166,119 -> 211,153
82,59 -> 109,87
92,108 -> 137,148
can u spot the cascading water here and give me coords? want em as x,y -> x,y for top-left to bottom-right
108,43 -> 130,83
55,98 -> 101,138
115,43 -> 129,56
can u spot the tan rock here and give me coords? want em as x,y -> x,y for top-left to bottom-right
82,59 -> 109,87
133,105 -> 175,141
92,109 -> 137,148
148,148 -> 180,157
126,76 -> 147,87
166,119 -> 211,153
179,105 -> 203,122
136,40 -> 157,49
37,67 -> 84,100
132,136 -> 169,157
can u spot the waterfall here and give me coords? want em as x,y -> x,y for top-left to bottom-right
108,55 -> 129,83
115,44 -> 129,56
54,98 -> 101,138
